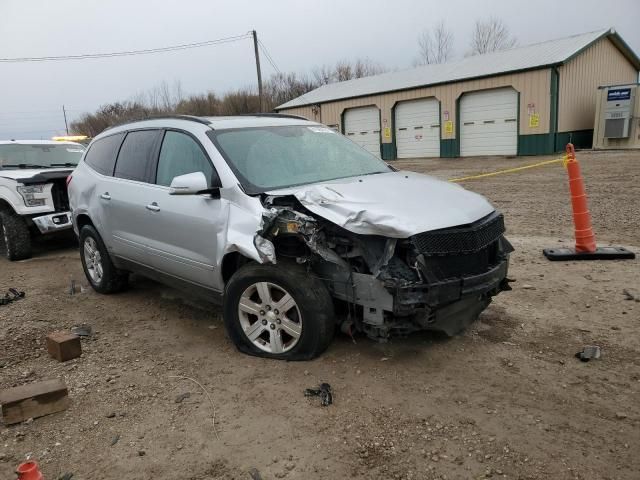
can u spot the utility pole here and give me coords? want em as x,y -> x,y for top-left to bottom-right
252,30 -> 263,112
62,105 -> 69,135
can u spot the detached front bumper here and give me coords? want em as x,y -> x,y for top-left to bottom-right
31,211 -> 73,234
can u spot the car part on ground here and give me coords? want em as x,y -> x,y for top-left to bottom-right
69,115 -> 512,360
304,382 -> 333,406
0,288 -> 25,306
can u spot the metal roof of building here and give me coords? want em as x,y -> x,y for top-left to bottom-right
277,28 -> 640,110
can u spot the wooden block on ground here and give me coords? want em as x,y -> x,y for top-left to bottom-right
47,331 -> 81,362
0,379 -> 69,425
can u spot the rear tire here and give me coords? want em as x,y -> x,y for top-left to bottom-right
0,211 -> 32,261
79,225 -> 128,294
223,263 -> 335,360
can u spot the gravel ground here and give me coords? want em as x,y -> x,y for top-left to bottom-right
1,149 -> 639,480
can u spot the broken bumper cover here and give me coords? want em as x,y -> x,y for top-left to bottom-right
408,258 -> 509,335
31,211 -> 73,234
358,257 -> 510,338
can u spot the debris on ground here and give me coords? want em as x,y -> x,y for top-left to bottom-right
0,379 -> 69,424
0,288 -> 25,306
622,289 -> 639,302
304,382 -> 333,406
248,467 -> 263,480
70,324 -> 92,337
110,434 -> 120,446
69,279 -> 76,295
57,473 -> 74,480
175,392 -> 190,403
575,345 -> 601,362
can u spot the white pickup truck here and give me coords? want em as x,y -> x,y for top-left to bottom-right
0,140 -> 85,260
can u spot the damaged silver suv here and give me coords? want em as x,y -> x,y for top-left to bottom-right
69,115 -> 512,360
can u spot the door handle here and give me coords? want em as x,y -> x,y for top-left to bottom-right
100,192 -> 111,200
146,202 -> 160,212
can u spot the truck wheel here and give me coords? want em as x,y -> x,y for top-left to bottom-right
0,211 -> 32,261
79,225 -> 128,294
223,263 -> 335,360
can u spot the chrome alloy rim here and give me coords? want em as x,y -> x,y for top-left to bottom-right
237,282 -> 302,354
83,237 -> 104,284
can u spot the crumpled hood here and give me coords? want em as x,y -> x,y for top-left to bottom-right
0,168 -> 73,183
267,171 -> 495,238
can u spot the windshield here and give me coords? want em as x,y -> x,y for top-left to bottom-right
208,125 -> 391,193
0,143 -> 85,169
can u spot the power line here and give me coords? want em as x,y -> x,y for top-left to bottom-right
257,39 -> 282,75
0,33 -> 251,63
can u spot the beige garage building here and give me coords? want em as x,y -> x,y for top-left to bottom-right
275,28 -> 639,159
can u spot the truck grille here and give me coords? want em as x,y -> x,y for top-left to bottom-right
51,180 -> 70,212
412,212 -> 506,281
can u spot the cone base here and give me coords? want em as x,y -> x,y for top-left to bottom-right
543,246 -> 635,261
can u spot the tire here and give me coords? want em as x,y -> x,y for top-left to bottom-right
79,225 -> 128,294
223,263 -> 335,360
0,211 -> 32,261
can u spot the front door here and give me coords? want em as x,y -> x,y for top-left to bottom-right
142,130 -> 223,289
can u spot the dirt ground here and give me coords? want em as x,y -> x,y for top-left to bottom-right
1,149 -> 639,480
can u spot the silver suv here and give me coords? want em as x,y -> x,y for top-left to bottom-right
69,115 -> 512,360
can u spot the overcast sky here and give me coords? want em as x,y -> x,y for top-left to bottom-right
1,0 -> 639,139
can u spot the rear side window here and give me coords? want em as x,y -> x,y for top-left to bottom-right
155,131 -> 215,187
114,130 -> 160,183
84,133 -> 124,176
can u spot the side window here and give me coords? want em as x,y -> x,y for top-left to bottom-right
114,130 -> 160,183
83,133 -> 124,176
156,131 -> 215,187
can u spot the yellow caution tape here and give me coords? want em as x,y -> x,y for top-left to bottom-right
448,157 -> 566,183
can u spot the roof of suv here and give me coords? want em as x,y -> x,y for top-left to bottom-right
100,114 -> 317,137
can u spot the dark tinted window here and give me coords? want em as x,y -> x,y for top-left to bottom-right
84,133 -> 124,176
114,130 -> 160,182
156,131 -> 215,187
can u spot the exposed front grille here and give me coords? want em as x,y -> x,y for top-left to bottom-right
411,212 -> 505,256
51,180 -> 70,212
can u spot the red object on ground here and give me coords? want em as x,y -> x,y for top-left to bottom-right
16,461 -> 44,480
564,143 -> 597,253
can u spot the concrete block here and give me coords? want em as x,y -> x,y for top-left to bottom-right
0,379 -> 69,425
47,331 -> 81,362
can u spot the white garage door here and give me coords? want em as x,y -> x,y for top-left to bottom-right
344,106 -> 381,157
395,98 -> 440,158
460,88 -> 518,156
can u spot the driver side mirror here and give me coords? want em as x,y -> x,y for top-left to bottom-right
169,172 -> 219,197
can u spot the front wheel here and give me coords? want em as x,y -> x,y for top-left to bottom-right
0,211 -> 32,261
223,263 -> 335,360
79,225 -> 128,294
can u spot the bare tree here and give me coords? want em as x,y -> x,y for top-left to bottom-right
415,21 -> 454,65
468,17 -> 517,56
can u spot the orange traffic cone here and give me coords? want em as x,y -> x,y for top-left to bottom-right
16,461 -> 43,480
543,144 -> 635,261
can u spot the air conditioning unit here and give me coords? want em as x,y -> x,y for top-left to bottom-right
603,87 -> 634,138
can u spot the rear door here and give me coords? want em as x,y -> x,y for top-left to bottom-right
141,129 -> 223,289
101,129 -> 162,265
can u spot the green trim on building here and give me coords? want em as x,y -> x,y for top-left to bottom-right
381,143 -> 396,160
518,134 -> 555,155
440,139 -> 458,157
556,130 -> 594,150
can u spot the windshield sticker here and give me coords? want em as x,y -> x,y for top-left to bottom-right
66,148 -> 84,153
307,126 -> 336,134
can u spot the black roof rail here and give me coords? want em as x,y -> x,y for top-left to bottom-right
239,113 -> 309,120
103,114 -> 212,131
